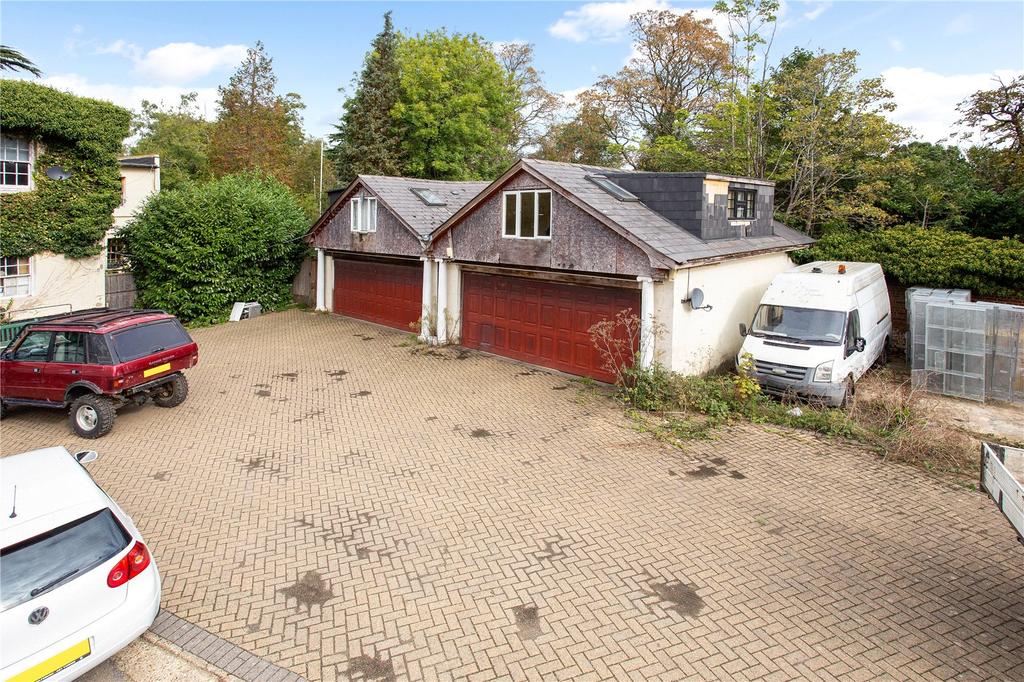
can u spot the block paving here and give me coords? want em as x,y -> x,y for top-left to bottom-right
2,310 -> 1022,680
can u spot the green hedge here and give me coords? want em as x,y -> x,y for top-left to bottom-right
122,173 -> 308,325
793,226 -> 1024,299
0,80 -> 131,258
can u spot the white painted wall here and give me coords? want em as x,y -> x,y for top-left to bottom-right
661,251 -> 795,375
4,252 -> 105,320
111,162 -> 160,232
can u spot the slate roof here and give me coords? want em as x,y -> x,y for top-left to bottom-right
309,176 -> 490,242
518,158 -> 814,266
118,155 -> 159,168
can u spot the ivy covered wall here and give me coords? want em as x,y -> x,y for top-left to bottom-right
0,80 -> 132,258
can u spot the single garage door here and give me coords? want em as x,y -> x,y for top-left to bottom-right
333,258 -> 422,331
461,271 -> 640,382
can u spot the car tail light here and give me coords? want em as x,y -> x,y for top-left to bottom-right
112,377 -> 125,389
107,541 -> 152,588
190,353 -> 198,367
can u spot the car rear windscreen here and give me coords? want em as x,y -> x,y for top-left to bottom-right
110,320 -> 192,362
0,509 -> 130,610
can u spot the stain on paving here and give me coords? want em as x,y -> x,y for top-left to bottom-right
551,384 -> 570,390
278,571 -> 333,613
511,605 -> 543,641
685,465 -> 721,479
151,471 -> 171,482
346,653 -> 395,681
350,390 -> 372,398
646,578 -> 705,618
326,369 -> 349,381
273,372 -> 299,381
534,533 -> 574,563
470,428 -> 493,438
255,389 -> 271,398
730,470 -> 747,480
236,457 -> 285,478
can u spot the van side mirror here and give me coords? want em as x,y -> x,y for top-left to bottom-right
855,337 -> 866,353
75,450 -> 99,464
738,322 -> 748,337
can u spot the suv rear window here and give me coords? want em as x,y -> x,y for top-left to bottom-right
109,320 -> 191,362
1,509 -> 130,610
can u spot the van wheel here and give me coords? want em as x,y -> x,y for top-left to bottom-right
153,374 -> 189,408
70,394 -> 116,439
840,377 -> 855,409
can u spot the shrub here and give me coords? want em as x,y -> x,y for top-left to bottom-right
793,225 -> 1024,299
123,173 -> 308,325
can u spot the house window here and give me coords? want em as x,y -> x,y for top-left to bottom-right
502,190 -> 551,239
106,238 -> 128,270
0,256 -> 31,297
1,135 -> 31,188
727,188 -> 757,220
350,196 -> 377,233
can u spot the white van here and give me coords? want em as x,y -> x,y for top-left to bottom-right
738,261 -> 891,407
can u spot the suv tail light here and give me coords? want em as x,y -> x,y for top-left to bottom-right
107,541 -> 152,588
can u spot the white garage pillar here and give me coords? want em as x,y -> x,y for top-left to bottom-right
419,256 -> 434,343
315,248 -> 327,311
435,258 -> 449,344
637,275 -> 655,368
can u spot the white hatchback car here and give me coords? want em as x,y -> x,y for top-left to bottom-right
0,447 -> 160,682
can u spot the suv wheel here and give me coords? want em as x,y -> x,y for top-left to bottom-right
153,374 -> 189,408
70,394 -> 116,439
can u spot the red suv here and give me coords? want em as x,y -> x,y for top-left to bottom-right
0,308 -> 198,438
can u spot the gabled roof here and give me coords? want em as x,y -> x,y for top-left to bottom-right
430,158 -> 813,267
307,175 -> 490,242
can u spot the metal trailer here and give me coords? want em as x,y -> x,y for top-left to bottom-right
980,442 -> 1024,545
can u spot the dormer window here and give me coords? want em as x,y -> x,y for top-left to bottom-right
1,135 -> 31,189
728,188 -> 756,220
351,196 -> 377,233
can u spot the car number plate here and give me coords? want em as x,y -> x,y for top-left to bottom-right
9,639 -> 91,682
143,362 -> 171,378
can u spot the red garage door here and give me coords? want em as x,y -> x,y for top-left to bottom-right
333,258 -> 422,331
461,272 -> 640,382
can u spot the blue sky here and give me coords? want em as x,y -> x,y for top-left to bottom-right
3,1 -> 1022,143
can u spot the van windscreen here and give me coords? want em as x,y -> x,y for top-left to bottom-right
751,305 -> 845,345
110,320 -> 192,362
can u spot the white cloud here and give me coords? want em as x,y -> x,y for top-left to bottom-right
888,38 -> 904,53
39,73 -> 220,120
95,40 -> 247,84
882,67 -> 1022,143
803,2 -> 831,21
549,0 -> 674,42
944,12 -> 973,36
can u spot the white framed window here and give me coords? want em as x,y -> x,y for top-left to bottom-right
0,135 -> 32,189
502,190 -> 551,239
350,195 -> 378,233
0,256 -> 32,297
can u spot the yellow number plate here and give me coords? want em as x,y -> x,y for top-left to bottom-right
143,362 -> 171,378
8,639 -> 90,682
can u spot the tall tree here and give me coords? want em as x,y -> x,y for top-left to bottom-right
770,49 -> 906,233
210,41 -> 301,183
534,100 -> 619,167
957,75 -> 1024,189
584,10 -> 730,166
393,30 -> 517,179
131,93 -> 214,190
496,42 -> 560,156
0,45 -> 41,76
713,0 -> 779,177
329,12 -> 404,182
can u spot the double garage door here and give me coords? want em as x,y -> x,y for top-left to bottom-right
462,272 -> 640,383
333,258 -> 422,331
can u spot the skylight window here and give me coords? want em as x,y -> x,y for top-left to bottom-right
411,188 -> 446,206
586,175 -> 639,202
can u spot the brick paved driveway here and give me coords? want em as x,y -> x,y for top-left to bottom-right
2,310 -> 1022,681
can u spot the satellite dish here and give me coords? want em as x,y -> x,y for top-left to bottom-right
688,288 -> 712,311
45,166 -> 72,181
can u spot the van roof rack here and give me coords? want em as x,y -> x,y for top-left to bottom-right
22,308 -> 168,330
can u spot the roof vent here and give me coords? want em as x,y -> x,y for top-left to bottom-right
411,188 -> 446,206
586,175 -> 639,202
